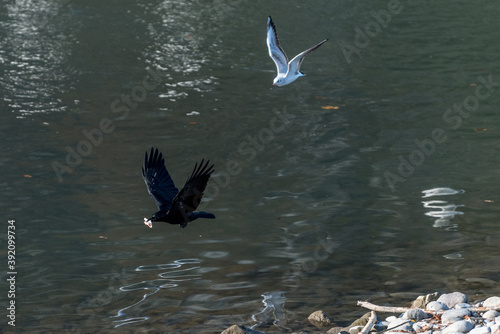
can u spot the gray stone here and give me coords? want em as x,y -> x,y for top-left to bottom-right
326,327 -> 347,334
308,310 -> 333,327
438,292 -> 469,308
411,292 -> 439,309
469,326 -> 491,334
455,303 -> 472,309
484,296 -> 500,308
328,312 -> 373,334
441,308 -> 471,324
488,324 -> 500,333
442,320 -> 474,334
348,312 -> 373,328
426,301 -> 450,311
403,308 -> 429,321
482,310 -> 500,320
387,318 -> 412,332
413,321 -> 429,332
349,325 -> 364,334
221,325 -> 264,334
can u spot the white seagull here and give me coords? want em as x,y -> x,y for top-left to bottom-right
266,16 -> 328,86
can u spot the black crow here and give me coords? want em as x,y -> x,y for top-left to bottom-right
142,147 -> 215,228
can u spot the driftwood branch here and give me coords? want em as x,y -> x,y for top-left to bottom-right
359,311 -> 377,334
357,301 -> 500,315
357,301 -> 410,314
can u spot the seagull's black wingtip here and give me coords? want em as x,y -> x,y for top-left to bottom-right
267,16 -> 277,30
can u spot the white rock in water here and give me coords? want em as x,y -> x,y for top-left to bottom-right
441,308 -> 470,324
442,320 -> 474,334
484,296 -> 500,308
387,318 -> 412,331
427,301 -> 450,311
437,292 -> 469,308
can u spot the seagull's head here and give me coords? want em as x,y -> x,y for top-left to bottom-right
273,77 -> 283,86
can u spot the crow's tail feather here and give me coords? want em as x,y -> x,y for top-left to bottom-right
189,211 -> 216,220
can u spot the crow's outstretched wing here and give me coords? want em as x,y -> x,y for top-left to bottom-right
142,148 -> 179,211
171,159 -> 214,214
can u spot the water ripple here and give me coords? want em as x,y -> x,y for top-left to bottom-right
422,187 -> 465,229
251,291 -> 288,330
422,187 -> 465,198
209,281 -> 257,290
112,258 -> 203,328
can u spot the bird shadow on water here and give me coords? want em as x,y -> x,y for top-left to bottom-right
111,258 -> 202,328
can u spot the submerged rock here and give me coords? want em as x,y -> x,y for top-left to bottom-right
221,325 -> 264,334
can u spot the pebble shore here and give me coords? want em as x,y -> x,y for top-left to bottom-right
221,292 -> 500,334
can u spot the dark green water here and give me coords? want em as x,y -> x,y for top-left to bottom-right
1,1 -> 499,333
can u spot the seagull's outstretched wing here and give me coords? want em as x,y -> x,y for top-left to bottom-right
267,16 -> 288,75
171,159 -> 214,214
142,148 -> 179,211
287,38 -> 328,76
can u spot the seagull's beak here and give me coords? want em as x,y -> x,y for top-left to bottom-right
143,218 -> 153,228
272,83 -> 275,86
